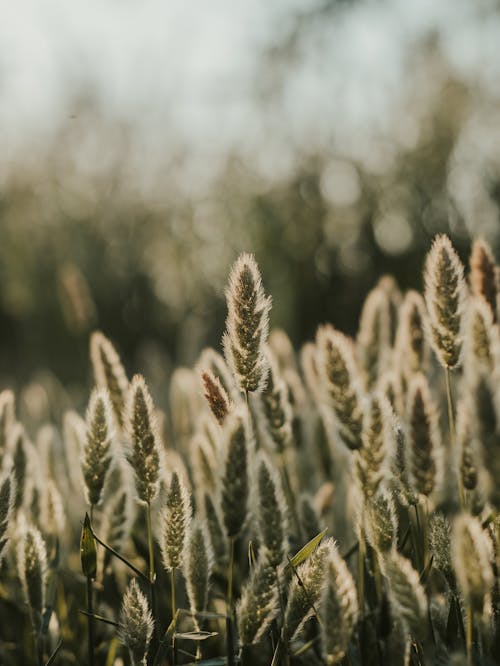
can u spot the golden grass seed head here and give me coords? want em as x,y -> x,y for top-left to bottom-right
237,550 -> 279,646
0,472 -> 15,564
17,525 -> 48,632
381,552 -> 427,637
220,408 -> 250,539
259,348 -> 293,454
223,252 -> 272,394
394,290 -> 430,378
391,424 -> 418,507
356,286 -> 393,389
256,451 -> 289,568
424,234 -> 467,370
465,296 -> 500,374
118,578 -> 154,666
201,369 -> 231,425
191,432 -> 217,499
320,545 -> 359,665
316,325 -> 364,451
197,347 -> 238,402
470,238 -> 498,321
10,423 -> 28,512
81,388 -> 114,507
456,404 -> 478,492
159,471 -> 192,573
90,331 -> 129,430
203,492 -> 227,564
126,375 -> 162,505
451,514 -> 493,615
364,490 -> 398,555
355,393 -> 393,499
185,520 -> 213,621
429,513 -> 453,581
283,537 -> 334,642
406,374 -> 441,499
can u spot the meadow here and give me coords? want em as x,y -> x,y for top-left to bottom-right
1,233 -> 500,666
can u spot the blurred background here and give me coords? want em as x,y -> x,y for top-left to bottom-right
2,0 -> 500,403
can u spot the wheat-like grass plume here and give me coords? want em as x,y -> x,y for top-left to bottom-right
237,550 -> 279,646
185,520 -> 213,623
320,544 -> 359,665
159,471 -> 192,573
470,237 -> 498,321
424,234 -> 467,370
126,375 -> 162,504
316,325 -> 364,451
0,473 -> 15,564
81,388 -> 114,508
255,451 -> 289,567
201,369 -> 231,425
220,409 -> 250,540
223,253 -> 272,395
90,331 -> 129,429
17,525 -> 48,632
118,578 -> 154,666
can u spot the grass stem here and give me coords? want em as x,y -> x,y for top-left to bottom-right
86,577 -> 95,666
226,537 -> 235,666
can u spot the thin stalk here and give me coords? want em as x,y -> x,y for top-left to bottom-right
358,511 -> 365,617
146,501 -> 158,641
87,577 -> 95,666
171,568 -> 177,665
226,537 -> 235,666
91,531 -> 149,583
445,366 -> 465,507
466,605 -> 473,666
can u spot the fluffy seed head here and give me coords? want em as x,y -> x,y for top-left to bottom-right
81,388 -> 114,507
470,238 -> 498,321
90,331 -> 129,429
364,490 -> 398,555
197,347 -> 237,401
283,537 -> 335,641
17,525 -> 48,632
452,514 -> 493,615
406,374 -> 441,499
256,451 -> 289,567
237,551 -> 279,645
316,325 -> 364,451
395,290 -> 430,378
424,234 -> 467,369
159,471 -> 192,572
126,375 -> 162,504
355,394 -> 393,498
201,370 -> 231,425
220,409 -> 250,539
223,252 -> 272,394
429,513 -> 453,581
185,521 -> 213,621
382,552 -> 427,637
465,296 -> 499,373
259,349 -> 293,454
203,492 -> 227,563
10,424 -> 28,511
320,545 -> 359,665
456,404 -> 478,491
119,579 -> 154,666
357,286 -> 392,389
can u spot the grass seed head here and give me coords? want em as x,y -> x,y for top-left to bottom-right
220,408 -> 250,539
119,578 -> 154,666
237,550 -> 279,646
81,388 -> 114,507
256,450 -> 289,567
320,545 -> 359,665
223,252 -> 272,394
17,525 -> 48,632
185,520 -> 213,621
470,238 -> 498,321
424,234 -> 467,369
159,470 -> 192,572
90,331 -> 129,430
126,375 -> 162,504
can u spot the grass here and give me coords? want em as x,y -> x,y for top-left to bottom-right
0,236 -> 500,665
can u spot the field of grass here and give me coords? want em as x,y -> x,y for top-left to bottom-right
1,234 -> 500,665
